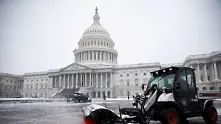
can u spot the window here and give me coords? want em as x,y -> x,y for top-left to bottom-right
135,73 -> 138,76
127,74 -> 129,77
203,87 -> 207,90
36,83 -> 38,89
186,70 -> 195,90
208,76 -> 210,81
119,79 -> 124,85
126,79 -> 130,86
26,84 -> 29,89
178,71 -> 188,92
31,80 -> 33,82
30,84 -> 33,89
45,83 -> 47,89
200,76 -> 203,81
210,87 -> 215,90
120,74 -> 123,77
41,83 -> 43,89
6,80 -> 8,82
42,79 -> 43,81
157,74 -> 175,89
10,81 -> 12,83
46,79 -> 48,81
135,79 -> 139,86
219,87 -> 221,91
36,79 -> 38,81
144,73 -> 146,76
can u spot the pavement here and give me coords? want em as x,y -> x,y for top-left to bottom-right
0,100 -> 221,124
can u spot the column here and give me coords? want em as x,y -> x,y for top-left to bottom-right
76,73 -> 78,88
110,72 -> 112,88
92,51 -> 94,60
101,73 -> 103,88
85,73 -> 88,86
63,75 -> 66,88
71,74 -> 74,88
204,64 -> 208,83
196,64 -> 201,83
96,51 -> 98,60
80,73 -> 82,86
214,62 -> 218,80
90,73 -> 92,86
96,73 -> 98,88
59,75 -> 61,88
102,52 -> 105,60
67,74 -> 70,88
106,72 -> 108,88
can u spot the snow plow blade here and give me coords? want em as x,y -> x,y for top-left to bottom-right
82,104 -> 121,124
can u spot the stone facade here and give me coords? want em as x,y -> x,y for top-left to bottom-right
0,73 -> 23,98
183,51 -> 221,91
0,7 -> 220,98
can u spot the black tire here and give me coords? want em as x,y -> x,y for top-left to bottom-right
203,106 -> 218,124
160,108 -> 181,124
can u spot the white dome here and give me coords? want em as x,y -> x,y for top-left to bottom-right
74,7 -> 118,66
82,25 -> 110,37
82,7 -> 110,38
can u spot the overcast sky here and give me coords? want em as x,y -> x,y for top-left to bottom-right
0,0 -> 221,74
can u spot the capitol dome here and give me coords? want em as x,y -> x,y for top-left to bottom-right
74,7 -> 118,66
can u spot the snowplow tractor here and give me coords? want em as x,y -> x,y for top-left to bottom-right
82,66 -> 218,124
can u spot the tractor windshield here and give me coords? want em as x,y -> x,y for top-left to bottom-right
148,74 -> 175,89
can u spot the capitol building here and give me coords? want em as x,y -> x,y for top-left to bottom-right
0,8 -> 221,98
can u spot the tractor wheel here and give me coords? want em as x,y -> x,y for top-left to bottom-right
203,106 -> 218,124
160,108 -> 180,124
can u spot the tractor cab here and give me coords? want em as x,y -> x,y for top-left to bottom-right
148,67 -> 201,115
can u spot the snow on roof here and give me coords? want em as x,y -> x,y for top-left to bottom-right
0,73 -> 23,78
161,63 -> 183,68
116,62 -> 161,69
184,51 -> 221,61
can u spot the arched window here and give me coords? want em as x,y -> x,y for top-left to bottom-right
107,91 -> 110,98
202,87 -> 207,90
119,79 -> 124,86
103,91 -> 105,98
92,91 -> 96,98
